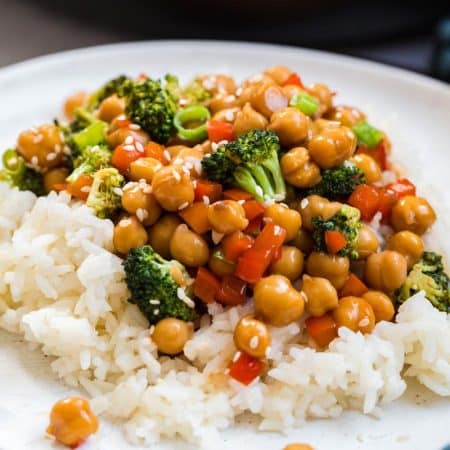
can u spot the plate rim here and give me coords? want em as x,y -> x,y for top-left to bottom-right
0,39 -> 448,95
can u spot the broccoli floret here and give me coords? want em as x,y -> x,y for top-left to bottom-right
121,77 -> 178,144
395,251 -> 450,312
312,204 -> 362,259
86,167 -> 124,218
86,75 -> 130,111
67,144 -> 112,183
202,130 -> 286,202
303,162 -> 365,200
123,245 -> 197,324
0,149 -> 44,196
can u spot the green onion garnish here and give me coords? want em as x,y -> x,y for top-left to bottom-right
2,149 -> 24,174
174,105 -> 211,142
289,92 -> 319,116
352,120 -> 383,148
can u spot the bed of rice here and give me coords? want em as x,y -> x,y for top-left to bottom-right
0,181 -> 449,448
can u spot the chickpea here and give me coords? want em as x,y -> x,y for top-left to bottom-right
267,107 -> 310,147
129,157 -> 163,183
170,224 -> 209,267
362,291 -> 395,322
364,251 -> 407,292
152,165 -> 195,212
47,397 -> 98,447
264,65 -> 293,85
284,444 -> 314,450
193,139 -> 212,155
164,145 -> 190,159
113,216 -> 148,254
306,83 -> 333,115
308,126 -> 357,169
121,182 -> 162,226
97,94 -> 125,122
333,296 -> 375,333
250,83 -> 288,118
209,93 -> 238,114
270,246 -> 304,280
253,275 -> 305,327
208,250 -> 236,277
43,167 -> 69,193
386,231 -> 424,269
264,203 -> 301,242
326,105 -> 366,127
233,316 -> 271,358
281,147 -> 322,188
106,118 -> 150,148
232,102 -> 268,135
17,124 -> 65,170
212,107 -> 241,123
299,195 -> 342,231
207,200 -> 249,234
350,153 -> 382,184
148,214 -> 181,259
309,118 -> 340,137
356,225 -> 379,259
152,318 -> 193,355
171,147 -> 204,178
302,275 -> 338,317
63,91 -> 88,121
199,74 -> 236,95
306,251 -> 350,289
390,196 -> 436,235
291,229 -> 314,254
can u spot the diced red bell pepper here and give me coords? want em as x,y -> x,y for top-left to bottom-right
348,184 -> 381,221
216,275 -> 247,306
324,230 -> 347,254
222,231 -> 254,261
339,273 -> 369,297
112,141 -> 144,175
356,141 -> 388,171
144,141 -> 167,164
252,222 -> 286,253
305,313 -> 338,347
242,200 -> 265,221
377,188 -> 397,222
386,178 -> 416,199
223,189 -> 254,201
115,117 -> 132,128
282,73 -> 304,88
193,267 -> 221,304
245,215 -> 263,236
207,120 -> 235,143
194,180 -> 223,203
228,352 -> 266,385
67,175 -> 93,201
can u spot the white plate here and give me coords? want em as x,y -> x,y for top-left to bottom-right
0,41 -> 449,450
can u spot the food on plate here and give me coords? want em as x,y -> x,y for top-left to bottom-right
0,65 -> 449,448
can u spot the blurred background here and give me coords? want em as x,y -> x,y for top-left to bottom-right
0,0 -> 449,81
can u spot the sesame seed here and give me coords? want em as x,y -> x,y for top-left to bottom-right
262,217 -> 272,224
142,185 -> 152,194
178,201 -> 189,211
237,199 -> 245,205
154,309 -> 160,315
112,187 -> 123,196
123,144 -> 135,152
119,219 -> 132,227
249,335 -> 259,349
135,141 -> 144,152
129,124 -> 141,130
265,346 -> 272,358
80,186 -> 91,193
211,142 -> 219,152
32,134 -> 43,144
235,87 -> 243,96
358,318 -> 370,327
202,196 -> 210,205
224,110 -> 235,122
54,144 -> 61,153
184,161 -> 193,170
273,225 -> 282,236
225,94 -> 236,102
192,180 -> 198,189
149,325 -> 155,335
149,299 -> 160,305
173,158 -> 183,165
300,198 -> 309,209
59,131 -> 65,142
136,208 -> 144,222
31,156 -> 38,166
176,287 -> 196,308
172,170 -> 181,181
211,230 -> 225,244
163,150 -> 171,161
179,98 -> 189,106
63,146 -> 71,155
46,152 -> 57,161
182,166 -> 190,175
232,351 -> 241,363
125,136 -> 134,145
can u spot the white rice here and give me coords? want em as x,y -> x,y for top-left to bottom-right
0,182 -> 449,448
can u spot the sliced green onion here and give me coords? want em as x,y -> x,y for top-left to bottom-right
352,120 -> 383,148
174,105 -> 211,142
289,92 -> 319,116
2,149 -> 24,174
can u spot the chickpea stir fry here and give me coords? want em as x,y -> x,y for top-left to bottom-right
3,65 -> 449,400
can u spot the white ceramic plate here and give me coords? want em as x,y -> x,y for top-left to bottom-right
0,41 -> 449,450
